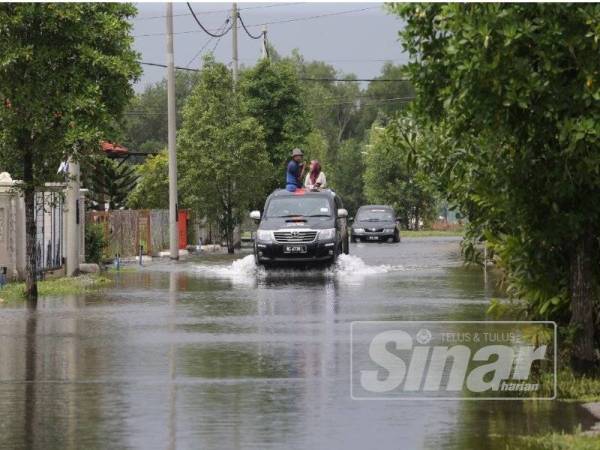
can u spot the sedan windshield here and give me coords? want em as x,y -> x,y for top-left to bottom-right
266,197 -> 332,218
356,209 -> 395,222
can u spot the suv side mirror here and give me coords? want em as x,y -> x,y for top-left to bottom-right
337,208 -> 348,218
249,210 -> 261,221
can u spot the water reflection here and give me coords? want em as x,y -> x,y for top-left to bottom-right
0,239 -> 594,449
24,311 -> 36,450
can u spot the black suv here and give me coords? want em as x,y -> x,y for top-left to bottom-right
250,189 -> 350,266
351,205 -> 401,243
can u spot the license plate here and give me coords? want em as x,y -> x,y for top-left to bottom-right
284,245 -> 307,253
368,236 -> 379,240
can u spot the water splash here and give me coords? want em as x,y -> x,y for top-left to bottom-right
192,255 -> 263,284
191,253 -> 400,283
335,254 -> 393,276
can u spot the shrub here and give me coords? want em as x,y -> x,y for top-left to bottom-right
85,223 -> 107,264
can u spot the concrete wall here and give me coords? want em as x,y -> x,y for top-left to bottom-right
0,172 -> 84,281
0,175 -> 24,280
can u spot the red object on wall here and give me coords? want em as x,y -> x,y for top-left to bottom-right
101,141 -> 128,155
178,210 -> 188,249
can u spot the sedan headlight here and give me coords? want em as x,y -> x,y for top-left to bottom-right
383,228 -> 395,233
353,228 -> 365,234
318,228 -> 336,241
256,230 -> 273,242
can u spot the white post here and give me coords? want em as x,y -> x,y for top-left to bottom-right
261,26 -> 268,59
166,2 -> 179,259
232,3 -> 238,84
231,2 -> 241,250
65,160 -> 80,276
15,188 -> 26,279
79,189 -> 88,264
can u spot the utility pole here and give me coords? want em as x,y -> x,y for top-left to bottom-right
261,25 -> 268,59
65,158 -> 80,277
166,2 -> 179,259
232,2 -> 238,85
231,3 -> 241,250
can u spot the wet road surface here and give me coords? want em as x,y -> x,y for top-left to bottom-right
0,237 -> 592,449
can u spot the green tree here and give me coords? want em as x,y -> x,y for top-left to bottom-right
83,156 -> 138,210
0,4 -> 140,301
303,130 -> 330,167
358,63 -> 415,134
328,139 -> 365,215
239,58 -> 311,190
392,3 -> 600,368
85,223 -> 107,265
122,71 -> 199,154
289,52 -> 363,151
363,116 -> 437,230
127,150 -> 169,209
179,59 -> 270,253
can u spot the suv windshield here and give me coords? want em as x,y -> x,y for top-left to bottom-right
265,197 -> 332,218
356,209 -> 395,222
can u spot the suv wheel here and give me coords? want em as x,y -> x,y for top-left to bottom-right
254,243 -> 263,266
393,230 -> 401,243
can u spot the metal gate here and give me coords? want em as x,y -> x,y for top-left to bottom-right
35,191 -> 64,275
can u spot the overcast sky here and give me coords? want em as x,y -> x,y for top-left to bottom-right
132,2 -> 407,90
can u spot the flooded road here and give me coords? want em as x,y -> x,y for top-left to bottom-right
0,237 -> 592,449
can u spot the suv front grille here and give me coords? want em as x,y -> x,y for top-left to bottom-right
273,230 -> 318,243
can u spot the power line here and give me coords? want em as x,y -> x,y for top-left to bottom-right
124,96 -> 415,117
141,62 -> 199,72
237,57 -> 405,63
186,18 -> 231,68
186,3 -> 232,38
300,77 -> 411,82
244,6 -> 380,28
238,12 -> 263,40
139,62 -> 411,83
186,35 -> 213,68
135,3 -> 307,21
134,6 -> 380,38
210,24 -> 226,55
310,96 -> 415,107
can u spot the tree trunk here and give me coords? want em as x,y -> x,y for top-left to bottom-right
414,204 -> 420,231
569,227 -> 597,372
23,147 -> 38,307
226,227 -> 234,254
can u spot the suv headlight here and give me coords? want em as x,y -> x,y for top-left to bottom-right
383,228 -> 395,233
353,228 -> 365,233
318,228 -> 336,241
256,230 -> 273,242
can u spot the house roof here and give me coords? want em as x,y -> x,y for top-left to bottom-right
101,141 -> 128,155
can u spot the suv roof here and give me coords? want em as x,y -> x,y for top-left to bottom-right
358,204 -> 393,210
269,188 -> 337,198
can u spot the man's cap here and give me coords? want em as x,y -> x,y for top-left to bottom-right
291,148 -> 304,157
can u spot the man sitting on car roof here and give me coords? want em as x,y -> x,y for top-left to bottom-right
285,148 -> 306,192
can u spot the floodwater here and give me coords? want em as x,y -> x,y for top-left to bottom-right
0,237 -> 595,450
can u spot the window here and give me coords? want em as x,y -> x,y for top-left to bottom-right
356,209 -> 395,222
265,197 -> 332,218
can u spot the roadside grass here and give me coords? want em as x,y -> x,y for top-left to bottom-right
537,368 -> 600,402
401,229 -> 464,237
517,427 -> 600,449
0,275 -> 112,302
